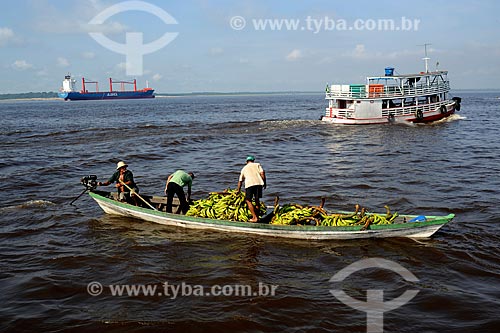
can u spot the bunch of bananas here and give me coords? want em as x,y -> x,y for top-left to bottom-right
186,188 -> 266,222
271,202 -> 399,227
271,204 -> 324,225
321,213 -> 388,227
187,190 -> 399,228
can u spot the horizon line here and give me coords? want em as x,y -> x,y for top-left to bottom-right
0,88 -> 497,96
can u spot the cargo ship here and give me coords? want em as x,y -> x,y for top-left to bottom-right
58,74 -> 154,101
321,50 -> 461,124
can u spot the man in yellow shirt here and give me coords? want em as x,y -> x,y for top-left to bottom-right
237,155 -> 266,222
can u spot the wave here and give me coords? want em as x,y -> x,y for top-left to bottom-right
19,199 -> 56,208
0,129 -> 34,136
0,200 -> 56,212
136,124 -> 163,129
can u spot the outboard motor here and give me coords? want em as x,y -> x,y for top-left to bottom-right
80,175 -> 98,191
70,175 -> 98,205
452,97 -> 462,111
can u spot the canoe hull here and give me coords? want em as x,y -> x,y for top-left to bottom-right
90,192 -> 453,240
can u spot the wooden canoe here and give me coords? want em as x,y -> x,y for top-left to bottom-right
88,190 -> 454,240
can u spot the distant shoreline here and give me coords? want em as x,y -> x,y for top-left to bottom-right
0,91 -> 321,102
0,89 -> 497,102
156,91 -> 320,98
0,97 -> 62,102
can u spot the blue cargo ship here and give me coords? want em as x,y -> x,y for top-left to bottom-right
58,74 -> 155,101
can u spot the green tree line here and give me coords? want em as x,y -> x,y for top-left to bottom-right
0,92 -> 58,100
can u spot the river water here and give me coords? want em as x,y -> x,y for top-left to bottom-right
0,92 -> 499,332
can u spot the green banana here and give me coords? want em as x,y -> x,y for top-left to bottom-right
186,188 -> 266,222
188,192 -> 399,227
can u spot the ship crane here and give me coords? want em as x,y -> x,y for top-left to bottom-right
109,78 -> 137,92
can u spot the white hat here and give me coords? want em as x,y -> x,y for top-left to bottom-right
116,161 -> 128,170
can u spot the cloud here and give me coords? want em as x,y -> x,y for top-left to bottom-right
36,68 -> 49,77
11,60 -> 34,71
209,47 -> 224,56
340,44 -> 384,60
152,73 -> 162,81
353,44 -> 366,58
0,27 -> 14,46
82,51 -> 95,59
115,62 -> 127,72
57,57 -> 70,67
286,49 -> 302,61
32,1 -> 128,34
114,61 -> 135,75
82,21 -> 128,34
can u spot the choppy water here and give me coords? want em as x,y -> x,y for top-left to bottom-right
0,92 -> 499,332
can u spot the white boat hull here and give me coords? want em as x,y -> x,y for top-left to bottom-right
322,103 -> 457,125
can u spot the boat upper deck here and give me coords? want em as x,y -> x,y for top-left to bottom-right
326,70 -> 450,100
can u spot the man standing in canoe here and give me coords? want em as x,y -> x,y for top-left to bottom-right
237,155 -> 266,222
165,170 -> 195,214
98,161 -> 139,203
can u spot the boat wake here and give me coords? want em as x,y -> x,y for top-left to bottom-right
430,114 -> 466,124
391,118 -> 416,127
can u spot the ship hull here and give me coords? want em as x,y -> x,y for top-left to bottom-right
58,90 -> 155,101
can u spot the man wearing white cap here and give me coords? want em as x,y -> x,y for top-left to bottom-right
98,161 -> 139,202
237,155 -> 266,222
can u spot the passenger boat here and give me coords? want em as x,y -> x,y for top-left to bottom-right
321,54 -> 461,125
87,190 -> 454,240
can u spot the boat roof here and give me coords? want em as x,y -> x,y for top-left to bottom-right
367,70 -> 448,80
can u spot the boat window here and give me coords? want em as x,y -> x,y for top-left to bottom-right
404,97 -> 415,106
388,99 -> 402,108
338,100 -> 347,109
417,96 -> 427,104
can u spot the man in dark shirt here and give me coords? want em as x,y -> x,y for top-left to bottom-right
98,161 -> 139,202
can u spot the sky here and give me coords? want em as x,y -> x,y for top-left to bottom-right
1,0 -> 499,93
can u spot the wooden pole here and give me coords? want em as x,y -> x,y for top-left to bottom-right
119,180 -> 157,211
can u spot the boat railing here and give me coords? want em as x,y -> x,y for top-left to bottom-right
326,82 -> 450,99
381,101 -> 450,117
